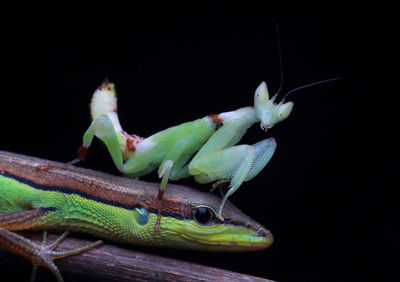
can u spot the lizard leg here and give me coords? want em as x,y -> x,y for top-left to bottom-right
0,209 -> 103,282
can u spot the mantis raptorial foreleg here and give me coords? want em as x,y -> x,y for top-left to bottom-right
190,137 -> 277,219
189,113 -> 253,165
245,138 -> 277,180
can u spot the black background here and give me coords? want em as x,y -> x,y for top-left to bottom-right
1,2 -> 391,282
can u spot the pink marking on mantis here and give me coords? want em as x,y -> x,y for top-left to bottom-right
122,131 -> 144,152
207,114 -> 224,124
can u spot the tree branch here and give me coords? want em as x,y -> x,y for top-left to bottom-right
0,232 -> 273,281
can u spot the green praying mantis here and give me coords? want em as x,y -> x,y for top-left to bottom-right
72,78 -> 339,221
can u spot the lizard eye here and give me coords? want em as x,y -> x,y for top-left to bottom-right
193,206 -> 215,225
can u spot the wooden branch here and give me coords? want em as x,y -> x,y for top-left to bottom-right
0,232 -> 273,282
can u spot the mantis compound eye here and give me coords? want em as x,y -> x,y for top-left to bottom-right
193,206 -> 215,225
278,101 -> 294,121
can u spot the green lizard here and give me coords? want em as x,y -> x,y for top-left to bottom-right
0,151 -> 273,281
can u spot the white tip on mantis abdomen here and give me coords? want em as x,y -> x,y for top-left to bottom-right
90,81 -> 123,133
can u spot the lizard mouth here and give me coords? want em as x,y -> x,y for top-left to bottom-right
215,223 -> 274,251
161,217 -> 274,252
182,226 -> 273,251
207,228 -> 273,251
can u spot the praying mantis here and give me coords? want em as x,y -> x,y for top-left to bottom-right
73,79 -> 294,220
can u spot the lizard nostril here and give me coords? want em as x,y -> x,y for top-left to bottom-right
255,228 -> 269,238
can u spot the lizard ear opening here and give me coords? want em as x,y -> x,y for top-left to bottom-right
133,207 -> 149,226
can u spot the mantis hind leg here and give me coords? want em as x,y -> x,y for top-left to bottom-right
74,114 -> 151,175
154,139 -> 194,232
125,163 -> 158,179
167,153 -> 193,180
157,137 -> 192,198
74,114 -> 124,171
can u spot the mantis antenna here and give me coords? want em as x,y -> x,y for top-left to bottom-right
270,19 -> 340,103
281,77 -> 341,103
272,18 -> 284,100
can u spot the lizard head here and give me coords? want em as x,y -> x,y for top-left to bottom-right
153,183 -> 273,251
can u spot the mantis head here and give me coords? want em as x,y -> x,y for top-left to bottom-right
254,81 -> 293,131
254,78 -> 340,131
